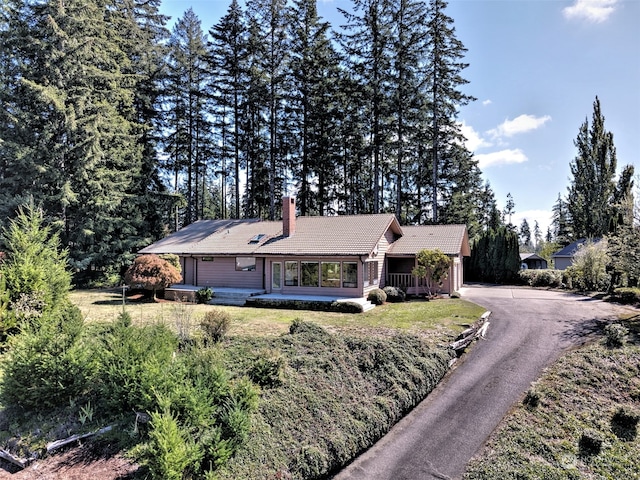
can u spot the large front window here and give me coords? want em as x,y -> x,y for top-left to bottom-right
235,257 -> 256,271
301,261 -> 319,287
285,261 -> 298,286
342,262 -> 357,288
321,262 -> 341,288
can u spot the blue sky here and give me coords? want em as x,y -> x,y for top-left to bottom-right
160,0 -> 639,236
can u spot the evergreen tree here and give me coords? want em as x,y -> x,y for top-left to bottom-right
0,203 -> 71,339
551,193 -> 572,245
519,218 -> 531,249
246,0 -> 291,220
287,0 -> 342,216
424,0 -> 475,222
503,193 -> 515,227
566,97 -> 632,238
0,0 -> 151,277
164,9 -> 214,227
209,0 -> 248,219
339,0 -> 394,214
466,226 -> 519,284
533,220 -> 542,250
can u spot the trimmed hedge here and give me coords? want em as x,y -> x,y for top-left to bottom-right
609,287 -> 640,305
518,269 -> 563,288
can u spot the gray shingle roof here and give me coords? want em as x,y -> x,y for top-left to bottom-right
257,214 -> 401,256
387,225 -> 469,256
138,216 -> 468,258
139,219 -> 277,255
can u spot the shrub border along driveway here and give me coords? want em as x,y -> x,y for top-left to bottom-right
333,285 -> 634,480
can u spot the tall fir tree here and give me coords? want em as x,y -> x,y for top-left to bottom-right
246,0 -> 291,220
164,9 -> 214,227
339,0 -> 394,214
424,0 -> 475,222
566,97 -> 633,239
209,0 -> 248,219
0,0 -> 152,277
287,0 -> 342,216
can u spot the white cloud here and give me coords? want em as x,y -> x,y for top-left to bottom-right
563,0 -> 618,23
488,114 -> 552,139
482,99 -> 492,106
459,121 -> 491,152
475,149 -> 528,169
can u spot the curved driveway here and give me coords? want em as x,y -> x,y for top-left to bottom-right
332,285 -> 631,480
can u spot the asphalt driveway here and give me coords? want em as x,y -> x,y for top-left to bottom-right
332,284 -> 631,480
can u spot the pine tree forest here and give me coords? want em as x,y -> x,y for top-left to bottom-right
0,0 -> 499,281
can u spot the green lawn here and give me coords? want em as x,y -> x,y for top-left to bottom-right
70,289 -> 486,340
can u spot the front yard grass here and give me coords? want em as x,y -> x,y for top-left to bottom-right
70,289 -> 485,340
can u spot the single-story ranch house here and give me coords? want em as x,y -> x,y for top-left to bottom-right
140,197 -> 470,304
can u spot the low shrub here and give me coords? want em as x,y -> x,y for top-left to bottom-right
0,302 -> 92,410
201,309 -> 231,344
604,323 -> 628,348
610,287 -> 640,305
93,316 -> 178,414
522,386 -> 542,409
611,406 -> 639,441
331,301 -> 364,314
383,286 -> 406,303
196,287 -> 213,304
367,288 -> 387,305
250,349 -> 286,387
518,269 -> 563,288
141,408 -> 203,480
578,429 -> 604,456
289,318 -> 330,337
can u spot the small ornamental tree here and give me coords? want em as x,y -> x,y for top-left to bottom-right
124,255 -> 182,300
412,249 -> 451,297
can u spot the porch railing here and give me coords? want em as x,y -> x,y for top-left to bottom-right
386,273 -> 427,288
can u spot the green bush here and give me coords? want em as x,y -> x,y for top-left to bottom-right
611,406 -> 639,441
289,318 -> 330,337
200,309 -> 231,343
0,302 -> 91,410
331,301 -> 364,314
196,287 -> 213,304
578,429 -> 603,456
610,287 -> 640,305
518,269 -> 563,288
142,408 -> 203,480
522,386 -> 542,409
367,288 -> 387,305
250,350 -> 285,387
93,316 -> 178,414
604,323 -> 628,348
383,286 -> 406,303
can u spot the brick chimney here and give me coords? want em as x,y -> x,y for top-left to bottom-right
283,196 -> 296,237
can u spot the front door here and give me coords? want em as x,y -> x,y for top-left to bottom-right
271,262 -> 282,291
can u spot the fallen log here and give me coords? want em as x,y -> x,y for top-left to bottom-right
450,311 -> 491,354
0,448 -> 29,469
46,425 -> 113,454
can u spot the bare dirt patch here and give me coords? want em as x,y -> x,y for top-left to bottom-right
0,443 -> 138,480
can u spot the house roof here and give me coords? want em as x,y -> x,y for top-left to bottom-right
257,214 -> 402,256
551,238 -> 602,258
520,253 -> 546,261
139,219 -> 276,255
387,224 -> 470,257
139,214 -> 472,259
